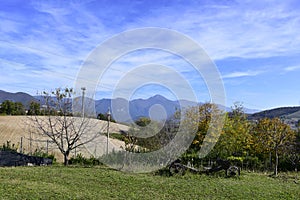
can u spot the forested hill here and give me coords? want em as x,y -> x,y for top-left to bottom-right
248,106 -> 300,120
0,90 -> 36,107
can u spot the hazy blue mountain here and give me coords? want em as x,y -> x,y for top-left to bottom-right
94,95 -> 258,123
0,90 -> 261,123
95,95 -> 198,123
0,90 -> 36,108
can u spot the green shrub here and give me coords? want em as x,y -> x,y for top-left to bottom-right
227,156 -> 244,167
0,141 -> 18,152
32,149 -> 56,163
69,153 -> 103,166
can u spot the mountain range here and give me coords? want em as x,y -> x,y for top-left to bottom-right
0,90 -> 197,122
5,90 -> 294,123
94,95 -> 198,122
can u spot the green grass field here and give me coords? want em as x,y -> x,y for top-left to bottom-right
0,166 -> 299,199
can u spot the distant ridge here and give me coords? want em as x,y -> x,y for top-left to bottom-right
0,90 -> 36,107
95,94 -> 198,122
248,106 -> 300,120
3,89 -> 292,123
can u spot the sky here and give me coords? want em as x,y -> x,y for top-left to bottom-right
1,0 -> 300,110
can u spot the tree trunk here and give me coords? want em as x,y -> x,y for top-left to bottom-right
274,149 -> 278,176
269,151 -> 272,170
64,153 -> 69,166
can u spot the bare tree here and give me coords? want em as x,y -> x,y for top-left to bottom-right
29,88 -> 103,165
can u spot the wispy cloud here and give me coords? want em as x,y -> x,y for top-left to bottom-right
130,0 -> 300,60
222,70 -> 264,79
0,0 -> 299,109
284,66 -> 300,72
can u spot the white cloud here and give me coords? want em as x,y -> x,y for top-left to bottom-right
0,0 -> 299,109
284,66 -> 300,72
127,0 -> 300,60
222,70 -> 264,79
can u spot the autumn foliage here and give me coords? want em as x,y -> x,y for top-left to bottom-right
182,103 -> 298,175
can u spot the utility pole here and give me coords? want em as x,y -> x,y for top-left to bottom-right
20,137 -> 23,153
29,131 -> 32,155
106,108 -> 111,155
75,87 -> 86,157
81,87 -> 86,118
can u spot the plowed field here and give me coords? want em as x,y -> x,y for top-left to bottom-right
0,116 -> 128,161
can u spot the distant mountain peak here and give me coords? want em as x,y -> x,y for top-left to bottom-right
148,94 -> 169,101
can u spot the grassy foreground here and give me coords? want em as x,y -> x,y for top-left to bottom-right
0,166 -> 299,199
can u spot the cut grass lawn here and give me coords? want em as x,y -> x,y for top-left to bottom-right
0,166 -> 299,199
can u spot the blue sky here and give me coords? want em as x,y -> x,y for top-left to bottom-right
1,0 -> 300,110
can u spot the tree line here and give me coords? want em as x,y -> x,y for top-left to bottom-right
0,100 -> 42,115
123,103 -> 299,176
0,99 -> 113,119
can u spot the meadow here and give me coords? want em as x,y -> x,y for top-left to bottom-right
0,166 -> 299,199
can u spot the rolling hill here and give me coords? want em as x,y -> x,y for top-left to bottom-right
248,106 -> 300,129
0,116 -> 129,162
248,106 -> 300,120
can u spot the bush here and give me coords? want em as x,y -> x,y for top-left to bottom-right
32,149 -> 56,163
0,141 -> 18,152
227,156 -> 244,167
69,153 -> 102,166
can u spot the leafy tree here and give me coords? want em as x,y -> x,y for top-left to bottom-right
135,117 -> 151,127
221,103 -> 252,157
229,102 -> 246,119
0,100 -> 25,115
125,117 -> 163,151
28,101 -> 41,115
253,118 -> 296,176
187,103 -> 221,153
29,88 -> 104,165
177,103 -> 226,166
285,124 -> 300,172
123,117 -> 178,152
97,113 -> 116,122
0,100 -> 14,115
97,113 -> 106,120
13,102 -> 25,115
1,100 -> 12,115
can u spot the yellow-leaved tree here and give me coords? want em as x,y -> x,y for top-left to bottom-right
217,103 -> 252,158
253,118 -> 296,176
